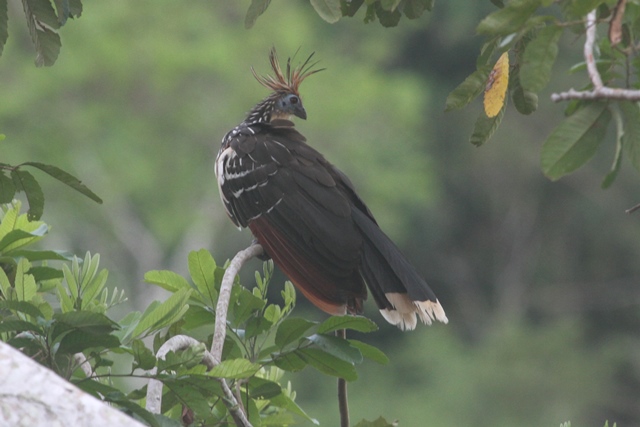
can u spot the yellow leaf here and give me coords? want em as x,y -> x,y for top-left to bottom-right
484,52 -> 509,118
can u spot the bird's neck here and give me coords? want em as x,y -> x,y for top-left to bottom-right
244,94 -> 291,125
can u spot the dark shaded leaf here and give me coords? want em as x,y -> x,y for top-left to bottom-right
21,0 -> 61,66
248,377 -> 282,399
245,0 -> 271,29
511,71 -> 538,115
58,330 -> 120,354
311,0 -> 342,23
52,0 -> 69,25
0,225 -> 49,252
445,66 -> 491,111
9,249 -> 74,262
28,266 -> 63,281
306,333 -> 363,364
22,162 -> 102,204
11,169 -> 44,220
376,3 -> 401,27
470,100 -> 507,146
520,24 -> 562,92
477,0 -> 540,36
567,0 -> 602,17
541,102 -> 611,180
0,300 -> 44,318
298,348 -> 358,381
0,172 -> 16,204
317,315 -> 378,334
275,317 -> 316,348
620,101 -> 640,173
402,0 -> 433,19
0,319 -> 42,334
132,339 -> 157,370
54,311 -> 119,333
341,0 -> 364,17
0,0 -> 7,58
273,350 -> 308,372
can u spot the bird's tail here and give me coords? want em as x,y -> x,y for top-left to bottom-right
352,209 -> 448,330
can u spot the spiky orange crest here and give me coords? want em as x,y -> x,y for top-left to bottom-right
252,47 -> 323,96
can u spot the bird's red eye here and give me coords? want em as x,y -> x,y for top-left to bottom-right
290,96 -> 298,104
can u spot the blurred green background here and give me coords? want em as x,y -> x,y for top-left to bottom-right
2,1 -> 640,425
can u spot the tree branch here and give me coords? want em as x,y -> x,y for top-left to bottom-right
144,243 -> 263,427
336,329 -> 350,427
551,9 -> 640,102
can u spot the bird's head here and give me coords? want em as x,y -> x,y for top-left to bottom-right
247,48 -> 323,123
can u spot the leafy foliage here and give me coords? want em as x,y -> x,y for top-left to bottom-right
446,0 -> 640,186
0,202 -> 391,425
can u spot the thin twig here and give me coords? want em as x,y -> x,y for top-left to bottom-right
626,203 -> 640,214
336,328 -> 349,427
551,9 -> 640,102
210,243 -> 264,362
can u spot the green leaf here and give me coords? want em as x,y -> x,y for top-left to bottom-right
187,249 -> 218,306
11,169 -> 44,220
275,317 -> 316,348
470,101 -> 507,146
131,339 -> 157,370
248,377 -> 282,399
380,0 -> 401,11
0,300 -> 44,318
131,287 -> 192,338
273,350 -> 308,371
602,106 -> 624,189
0,319 -> 42,334
541,102 -> 611,180
317,315 -> 378,334
402,0 -> 433,19
21,162 -> 102,204
245,0 -> 271,29
310,0 -> 342,23
229,286 -> 265,325
21,0 -> 62,66
348,339 -> 390,364
28,266 -> 63,282
306,333 -> 363,364
567,0 -> 602,17
620,101 -> 640,173
144,270 -> 191,293
511,71 -> 538,115
270,392 -> 320,425
15,258 -> 36,302
520,24 -> 562,93
10,249 -> 74,262
0,172 -> 15,204
445,66 -> 491,111
375,3 -> 401,27
0,225 -> 48,253
354,416 -> 397,427
208,358 -> 261,379
0,0 -> 7,57
341,0 -> 364,17
57,329 -> 120,354
477,0 -> 540,36
54,311 -> 119,334
298,348 -> 358,381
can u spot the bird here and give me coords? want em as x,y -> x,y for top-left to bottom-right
215,48 -> 447,330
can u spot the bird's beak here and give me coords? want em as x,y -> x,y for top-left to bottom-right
294,105 -> 307,120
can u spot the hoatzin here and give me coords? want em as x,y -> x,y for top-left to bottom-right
215,49 -> 447,330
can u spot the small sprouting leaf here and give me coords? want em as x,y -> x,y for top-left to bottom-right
208,358 -> 261,379
470,102 -> 507,146
541,102 -> 612,180
445,66 -> 491,111
318,315 -> 378,334
484,52 -> 510,118
21,162 -> 102,204
310,0 -> 342,24
620,101 -> 640,173
245,0 -> 271,29
11,169 -> 44,220
275,317 -> 316,348
520,24 -> 562,93
0,172 -> 16,204
188,249 -> 218,306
